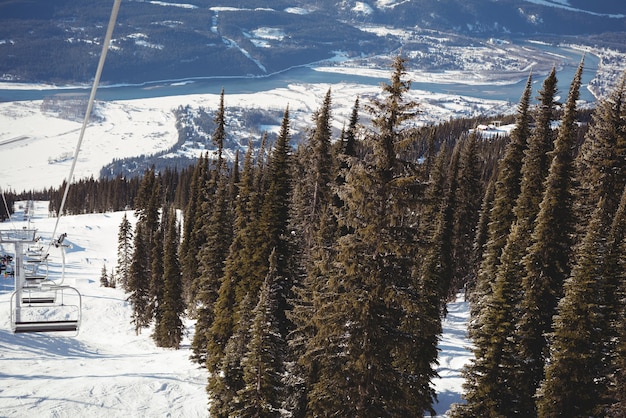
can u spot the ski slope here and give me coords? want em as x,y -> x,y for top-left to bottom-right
0,201 -> 471,416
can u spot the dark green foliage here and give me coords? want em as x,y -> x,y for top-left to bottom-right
153,207 -> 185,348
516,60 -> 584,414
576,77 -> 626,227
115,212 -> 133,290
191,168 -> 234,365
536,196 -> 614,417
450,133 -> 483,297
303,56 -> 437,417
537,76 -> 626,417
606,185 -> 626,417
207,293 -> 255,418
127,222 -> 152,335
233,252 -> 286,418
472,75 -> 532,309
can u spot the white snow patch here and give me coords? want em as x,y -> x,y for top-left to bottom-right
523,0 -> 625,18
353,1 -> 374,15
251,27 -> 286,41
284,7 -> 309,15
148,1 -> 198,9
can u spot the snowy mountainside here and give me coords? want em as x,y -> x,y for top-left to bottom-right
0,0 -> 625,84
0,201 -> 471,416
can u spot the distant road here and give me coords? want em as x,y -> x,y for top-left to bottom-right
0,135 -> 29,147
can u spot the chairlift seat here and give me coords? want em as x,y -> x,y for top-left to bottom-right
13,320 -> 79,333
22,296 -> 56,304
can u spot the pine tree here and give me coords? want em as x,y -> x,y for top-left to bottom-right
207,293 -> 255,418
450,132 -> 483,297
153,206 -> 185,348
342,96 -> 360,157
212,88 -> 226,166
115,212 -> 133,290
607,184 -> 626,416
150,215 -> 164,330
236,107 -> 293,333
536,196 -> 613,417
180,154 -> 209,304
516,59 -> 584,414
191,166 -> 234,365
538,77 -> 626,417
575,76 -> 626,227
128,222 -> 152,335
233,251 -> 286,418
100,263 -> 109,287
304,56 -> 436,417
471,74 -> 532,308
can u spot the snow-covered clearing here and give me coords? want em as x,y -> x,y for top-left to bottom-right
0,200 -> 471,417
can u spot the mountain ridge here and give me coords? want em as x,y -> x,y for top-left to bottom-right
0,0 -> 624,84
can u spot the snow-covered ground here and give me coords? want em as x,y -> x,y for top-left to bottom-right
0,200 -> 471,417
0,80 -> 512,192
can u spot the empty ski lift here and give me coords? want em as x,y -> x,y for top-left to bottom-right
1,229 -> 82,334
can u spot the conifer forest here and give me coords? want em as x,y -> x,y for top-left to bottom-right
6,56 -> 626,417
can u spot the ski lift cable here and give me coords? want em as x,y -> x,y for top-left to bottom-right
48,0 -> 122,251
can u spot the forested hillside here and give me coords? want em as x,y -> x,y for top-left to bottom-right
3,57 -> 626,416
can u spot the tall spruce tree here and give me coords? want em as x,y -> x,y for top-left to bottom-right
115,212 -> 133,290
212,88 -> 226,167
236,107 -> 293,333
450,132 -> 483,297
233,251 -> 286,418
537,78 -> 626,417
606,182 -> 626,416
575,77 -> 626,226
207,293 -> 255,418
455,74 -> 534,418
471,74 -> 532,308
205,144 -> 262,372
191,166 -> 234,364
128,221 -> 152,334
304,56 -> 436,417
153,207 -> 185,348
536,195 -> 614,417
180,153 -> 209,305
516,59 -> 584,415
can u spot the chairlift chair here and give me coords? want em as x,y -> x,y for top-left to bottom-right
1,229 -> 82,334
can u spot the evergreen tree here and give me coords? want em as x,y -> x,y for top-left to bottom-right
207,293 -> 255,418
115,212 -> 133,290
128,222 -> 152,334
150,215 -> 165,330
304,56 -> 436,417
450,133 -> 483,297
236,107 -> 294,333
212,88 -> 226,167
153,206 -> 185,348
516,59 -> 584,414
205,145 -> 260,372
607,184 -> 626,416
575,77 -> 626,227
180,154 -> 209,304
191,166 -> 234,365
233,251 -> 286,418
536,196 -> 613,417
100,263 -> 109,287
538,78 -> 626,417
342,96 -> 360,157
471,75 -> 532,308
